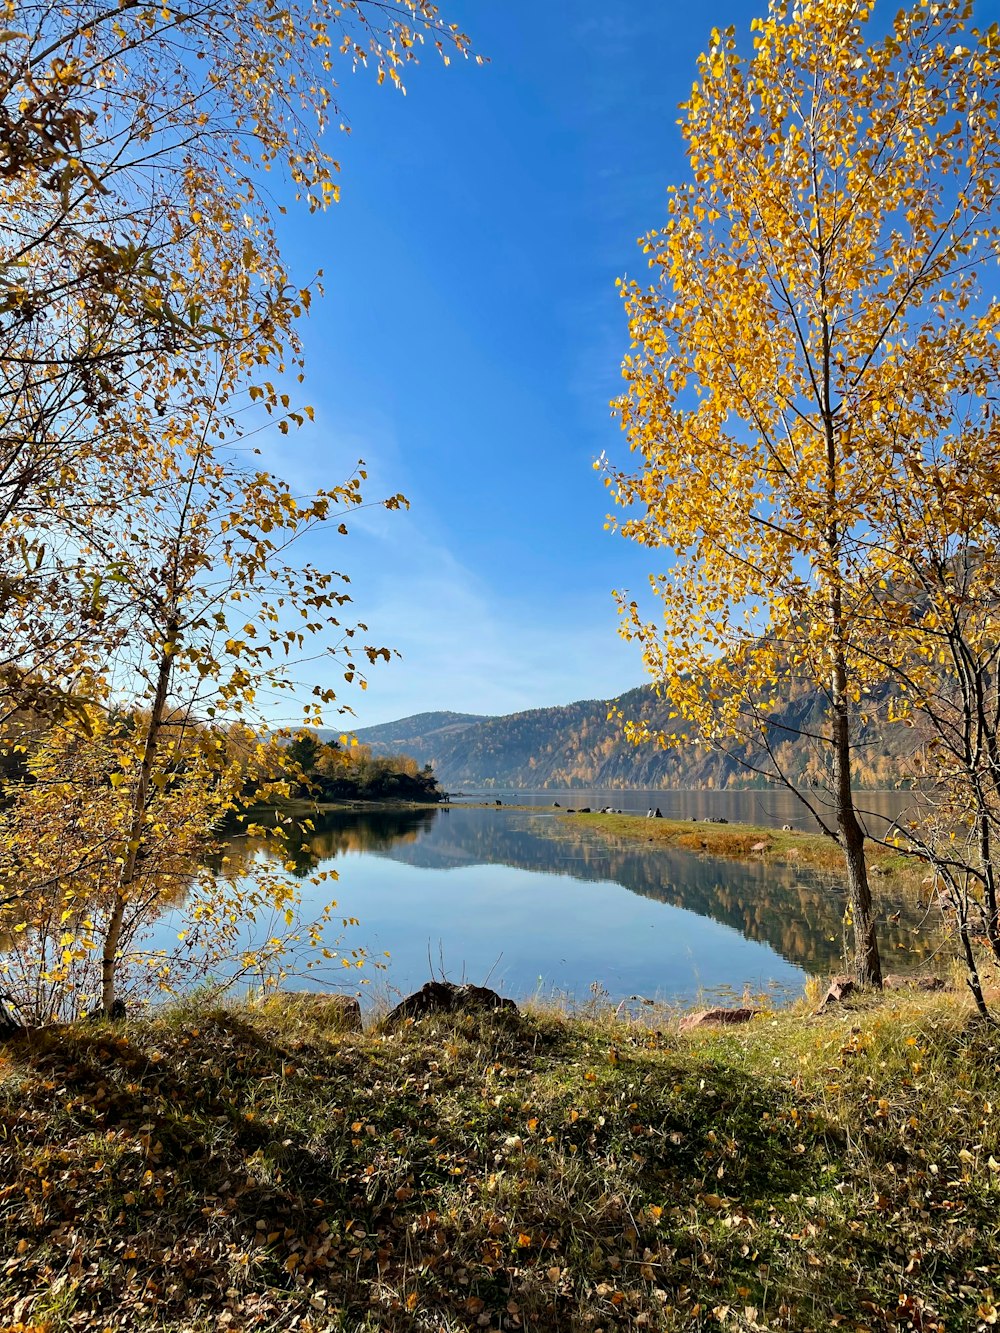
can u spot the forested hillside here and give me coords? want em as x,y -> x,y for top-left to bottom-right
354,681 -> 917,790
326,712 -> 485,753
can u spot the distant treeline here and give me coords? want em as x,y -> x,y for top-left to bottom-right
0,713 -> 443,813
282,731 -> 443,804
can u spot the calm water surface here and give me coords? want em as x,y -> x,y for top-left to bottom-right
218,794 -> 938,1008
457,787 -> 914,836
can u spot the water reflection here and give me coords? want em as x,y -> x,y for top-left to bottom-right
275,808 -> 438,878
233,806 -> 937,983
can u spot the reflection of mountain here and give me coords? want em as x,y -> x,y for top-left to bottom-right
371,810 -> 935,976
241,808 -> 939,977
230,809 -> 439,879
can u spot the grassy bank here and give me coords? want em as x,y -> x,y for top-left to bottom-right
243,797 -> 445,820
2,989 -> 1000,1331
568,812 -> 915,881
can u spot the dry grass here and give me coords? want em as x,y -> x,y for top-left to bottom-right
2,987 -> 1000,1331
573,812 -> 924,885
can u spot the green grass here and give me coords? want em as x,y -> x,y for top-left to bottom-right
2,989 -> 1000,1330
572,812 -> 924,883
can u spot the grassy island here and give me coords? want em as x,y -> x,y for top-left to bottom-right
566,811 -> 916,881
2,988 -> 998,1331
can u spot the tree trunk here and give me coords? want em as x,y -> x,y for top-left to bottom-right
978,810 -> 1000,964
832,653 -> 882,987
101,894 -> 127,1016
840,804 -> 882,986
958,904 -> 994,1025
99,616 -> 178,1015
821,312 -> 882,985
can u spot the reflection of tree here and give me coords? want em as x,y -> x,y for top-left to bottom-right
221,809 -> 440,879
214,808 -> 939,975
369,811 -> 938,975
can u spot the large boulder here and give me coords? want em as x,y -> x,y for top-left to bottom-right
679,1006 -> 758,1033
385,981 -> 518,1027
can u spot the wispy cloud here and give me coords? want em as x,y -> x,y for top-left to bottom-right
335,514 -> 641,728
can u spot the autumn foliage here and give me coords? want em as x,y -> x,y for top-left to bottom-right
0,0 -> 471,1018
3,993 -> 1000,1330
606,0 -> 1000,987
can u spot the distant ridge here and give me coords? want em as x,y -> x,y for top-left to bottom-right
352,684 -> 914,791
348,711 -> 487,751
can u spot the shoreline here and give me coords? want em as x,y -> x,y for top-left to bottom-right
237,797 -> 447,820
562,809 -> 920,881
244,798 -> 923,884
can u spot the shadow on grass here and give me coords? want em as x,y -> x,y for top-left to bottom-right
4,1004 -> 977,1332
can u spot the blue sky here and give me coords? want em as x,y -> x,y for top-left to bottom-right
264,0 -> 755,729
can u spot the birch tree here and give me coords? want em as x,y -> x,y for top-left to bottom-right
606,0 -> 1000,986
0,0 -> 473,1018
0,384 -> 400,1019
0,0 -> 471,720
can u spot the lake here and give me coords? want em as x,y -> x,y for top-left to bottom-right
210,791 -> 939,1010
453,786 -> 912,835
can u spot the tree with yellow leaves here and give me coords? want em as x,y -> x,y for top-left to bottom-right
0,384 -> 403,1019
605,0 -> 1000,986
0,0 -> 473,1019
0,0 -> 472,724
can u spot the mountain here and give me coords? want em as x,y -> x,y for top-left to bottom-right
340,711 -> 486,752
351,683 -> 916,791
